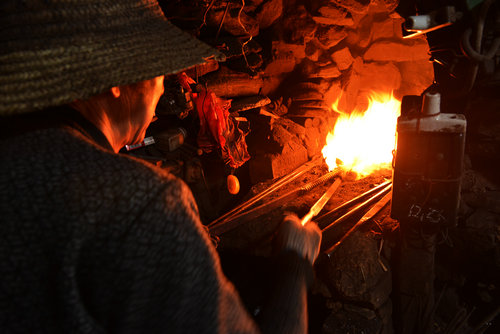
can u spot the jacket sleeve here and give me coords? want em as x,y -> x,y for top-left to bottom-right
258,250 -> 314,334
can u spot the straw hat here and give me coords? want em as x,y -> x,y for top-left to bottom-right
0,0 -> 225,115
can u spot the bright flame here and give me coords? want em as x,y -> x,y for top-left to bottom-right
322,92 -> 401,176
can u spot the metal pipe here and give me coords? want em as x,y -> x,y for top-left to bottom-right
321,183 -> 392,235
301,178 -> 342,226
207,156 -> 323,229
472,305 -> 500,334
209,168 -> 340,236
316,180 -> 392,229
323,189 -> 392,255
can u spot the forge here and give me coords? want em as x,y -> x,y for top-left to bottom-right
124,1 -> 500,333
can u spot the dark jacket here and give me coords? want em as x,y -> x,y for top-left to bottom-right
0,107 -> 312,334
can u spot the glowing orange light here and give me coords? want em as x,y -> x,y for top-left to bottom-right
322,92 -> 401,176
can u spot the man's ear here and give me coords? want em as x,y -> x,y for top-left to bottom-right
110,86 -> 121,98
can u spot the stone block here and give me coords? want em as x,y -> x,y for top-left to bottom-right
273,117 -> 306,138
336,57 -> 362,113
345,17 -> 373,48
312,15 -> 354,26
357,61 -> 401,93
379,0 -> 399,12
371,18 -> 398,41
249,138 -> 308,183
272,40 -> 307,64
331,0 -> 372,14
312,4 -> 354,26
263,56 -> 296,76
310,63 -> 342,79
305,40 -> 322,61
298,58 -> 318,77
261,76 -> 283,96
331,47 -> 354,71
291,100 -> 330,110
292,89 -> 324,102
263,42 -> 303,76
395,60 -> 434,97
230,95 -> 271,113
303,125 -> 322,158
323,80 -> 342,107
289,82 -> 321,99
281,5 -> 317,44
204,66 -> 264,98
255,0 -> 283,29
317,4 -> 349,19
364,40 -> 430,62
246,117 -> 309,183
315,25 -> 348,49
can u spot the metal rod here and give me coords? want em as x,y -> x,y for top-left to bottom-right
301,178 -> 342,226
297,169 -> 340,192
207,156 -> 323,229
321,183 -> 392,235
215,1 -> 230,41
472,305 -> 500,334
221,169 -> 340,224
324,189 -> 392,255
447,306 -> 475,334
444,307 -> 467,334
316,180 -> 392,229
209,168 -> 340,236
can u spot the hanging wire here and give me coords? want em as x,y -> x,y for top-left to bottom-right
198,0 -> 216,32
216,1 -> 231,40
237,0 -> 254,71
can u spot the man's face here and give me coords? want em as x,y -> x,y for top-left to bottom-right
125,75 -> 165,144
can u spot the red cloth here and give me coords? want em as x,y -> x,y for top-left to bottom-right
178,73 -> 250,169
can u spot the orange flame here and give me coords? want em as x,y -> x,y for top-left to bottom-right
322,92 -> 401,176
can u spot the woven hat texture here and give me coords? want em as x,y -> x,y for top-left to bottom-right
0,0 -> 225,115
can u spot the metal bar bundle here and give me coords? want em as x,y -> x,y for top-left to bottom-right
316,180 -> 392,229
319,182 -> 392,252
301,178 -> 342,226
207,156 -> 323,230
324,190 -> 392,255
209,168 -> 341,236
321,183 -> 392,234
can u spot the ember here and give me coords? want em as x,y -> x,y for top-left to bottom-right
322,92 -> 401,176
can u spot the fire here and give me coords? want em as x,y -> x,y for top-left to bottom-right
322,92 -> 401,176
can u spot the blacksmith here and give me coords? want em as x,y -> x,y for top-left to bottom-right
0,0 -> 321,333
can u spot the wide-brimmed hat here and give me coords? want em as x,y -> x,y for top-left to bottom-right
0,0 -> 225,115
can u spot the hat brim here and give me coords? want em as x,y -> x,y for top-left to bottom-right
0,1 -> 225,114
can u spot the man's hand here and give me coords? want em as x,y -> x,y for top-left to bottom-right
275,213 -> 322,264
